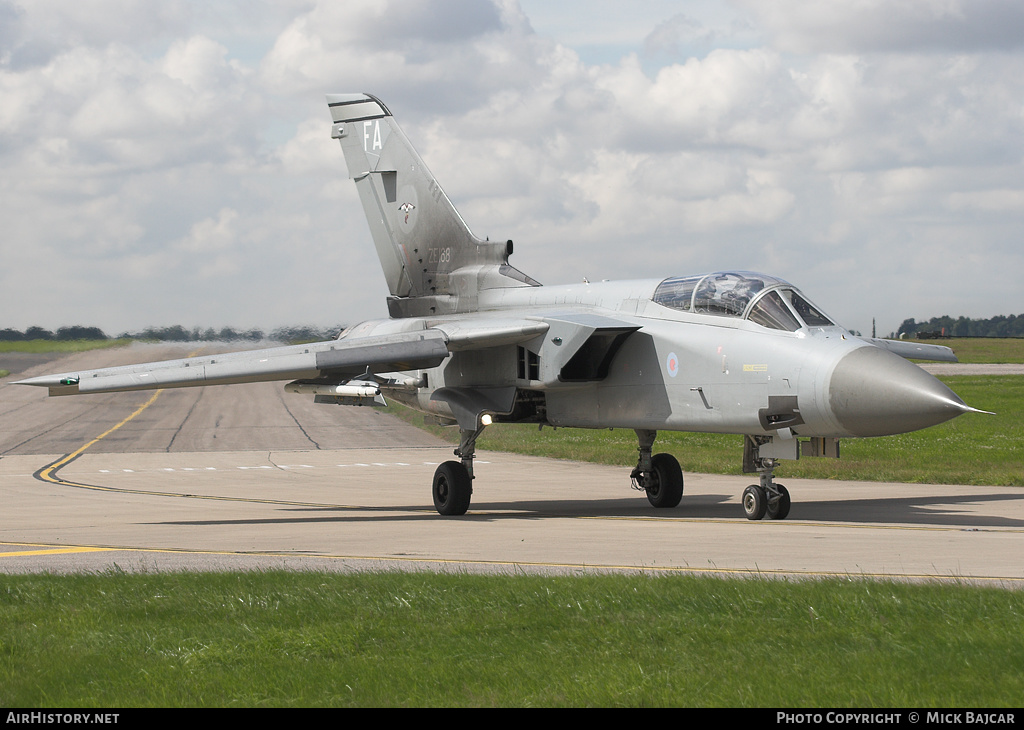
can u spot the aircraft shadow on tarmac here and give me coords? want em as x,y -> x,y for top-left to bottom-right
774,492 -> 1024,529
147,489 -> 1024,530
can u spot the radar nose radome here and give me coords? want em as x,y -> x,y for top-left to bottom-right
828,346 -> 978,437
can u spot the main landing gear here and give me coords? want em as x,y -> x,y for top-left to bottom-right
630,429 -> 684,508
431,425 -> 483,516
431,425 -> 688,516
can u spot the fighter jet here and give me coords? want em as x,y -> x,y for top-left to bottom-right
16,93 -> 983,519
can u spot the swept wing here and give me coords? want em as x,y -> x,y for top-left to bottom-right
14,319 -> 549,397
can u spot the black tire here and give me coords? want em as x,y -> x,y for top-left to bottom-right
645,453 -> 684,508
742,485 -> 767,520
766,484 -> 791,520
432,461 -> 472,516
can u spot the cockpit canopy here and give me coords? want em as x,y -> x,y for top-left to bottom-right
653,271 -> 836,332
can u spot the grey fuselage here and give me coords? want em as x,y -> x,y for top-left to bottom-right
344,276 -> 960,440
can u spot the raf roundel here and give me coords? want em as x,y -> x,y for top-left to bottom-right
666,352 -> 679,377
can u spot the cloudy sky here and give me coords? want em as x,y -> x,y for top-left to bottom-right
2,0 -> 1022,338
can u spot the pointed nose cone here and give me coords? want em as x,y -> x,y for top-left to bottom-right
828,346 -> 973,437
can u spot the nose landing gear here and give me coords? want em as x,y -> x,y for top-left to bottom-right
743,435 -> 792,521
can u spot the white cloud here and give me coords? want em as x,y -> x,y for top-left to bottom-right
734,0 -> 1024,54
0,0 -> 1021,338
259,0 -> 530,112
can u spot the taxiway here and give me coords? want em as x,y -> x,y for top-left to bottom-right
2,345 -> 1022,583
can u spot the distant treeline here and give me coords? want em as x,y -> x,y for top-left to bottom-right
0,325 -> 345,344
6,316 -> 1021,343
0,326 -> 109,341
897,314 -> 1024,338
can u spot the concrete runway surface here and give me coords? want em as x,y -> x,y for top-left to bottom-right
2,344 -> 1022,584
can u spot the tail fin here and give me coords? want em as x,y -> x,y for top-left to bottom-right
327,94 -> 538,317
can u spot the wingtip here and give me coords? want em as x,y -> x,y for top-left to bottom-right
12,374 -> 79,388
12,376 -> 52,387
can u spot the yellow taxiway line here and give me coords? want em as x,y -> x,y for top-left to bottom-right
36,390 -> 164,486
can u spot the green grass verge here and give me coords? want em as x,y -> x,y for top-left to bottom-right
388,375 -> 1023,486
940,337 -> 1024,363
0,338 -> 133,353
1,571 -> 1021,707
0,369 -> 9,378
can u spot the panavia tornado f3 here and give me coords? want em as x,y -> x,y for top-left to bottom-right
17,93 -> 987,519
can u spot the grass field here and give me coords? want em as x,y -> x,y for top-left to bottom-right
387,374 -> 1023,487
925,337 -> 1024,363
2,571 -> 1021,707
0,338 -> 132,354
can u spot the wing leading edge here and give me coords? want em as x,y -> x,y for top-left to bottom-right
14,319 -> 549,397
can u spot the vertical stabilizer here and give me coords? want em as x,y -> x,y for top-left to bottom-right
327,94 -> 537,316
